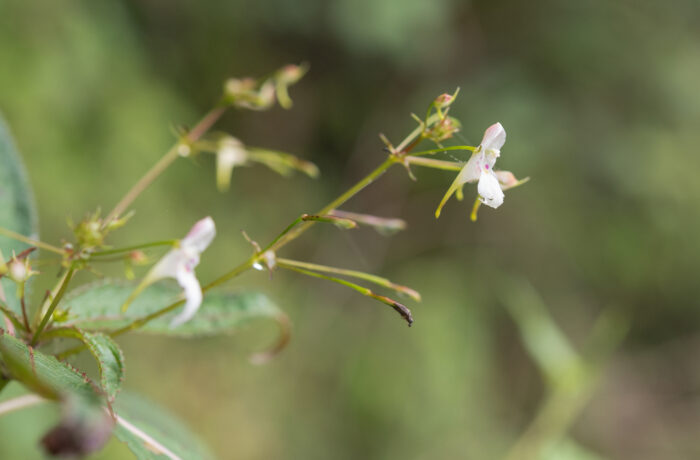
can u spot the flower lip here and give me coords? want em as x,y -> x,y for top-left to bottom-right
477,171 -> 505,209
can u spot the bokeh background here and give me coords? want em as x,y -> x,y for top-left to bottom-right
2,0 -> 700,458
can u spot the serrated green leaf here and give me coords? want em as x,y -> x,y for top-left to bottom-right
44,327 -> 125,401
0,328 -> 99,401
0,114 -> 39,316
113,392 -> 216,460
62,280 -> 286,338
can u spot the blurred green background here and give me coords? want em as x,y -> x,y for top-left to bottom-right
2,0 -> 700,458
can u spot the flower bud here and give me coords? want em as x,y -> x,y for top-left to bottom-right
224,78 -> 275,110
278,64 -> 306,84
7,258 -> 30,283
434,93 -> 454,108
216,137 -> 248,191
427,116 -> 461,143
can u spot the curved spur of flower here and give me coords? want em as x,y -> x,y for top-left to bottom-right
123,217 -> 216,328
435,122 -> 507,218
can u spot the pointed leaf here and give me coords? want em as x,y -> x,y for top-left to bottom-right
44,327 -> 125,401
0,328 -> 100,401
112,392 -> 216,460
0,114 -> 39,316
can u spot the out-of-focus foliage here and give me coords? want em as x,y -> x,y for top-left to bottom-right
1,0 -> 700,458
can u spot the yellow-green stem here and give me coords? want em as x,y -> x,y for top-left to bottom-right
31,263 -> 76,345
276,258 -> 420,301
0,227 -> 64,255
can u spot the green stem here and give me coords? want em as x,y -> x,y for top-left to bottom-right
395,113 -> 438,152
405,156 -> 463,172
89,240 -> 178,257
0,303 -> 26,333
407,145 -> 475,157
0,227 -> 64,255
276,258 -> 420,301
279,264 -> 413,326
31,263 -> 76,345
64,116 -> 434,349
265,157 -> 397,253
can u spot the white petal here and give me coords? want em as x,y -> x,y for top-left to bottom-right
145,249 -> 183,282
182,217 -> 216,253
459,151 -> 484,184
216,139 -> 247,191
170,269 -> 203,327
478,171 -> 505,209
480,123 -> 506,154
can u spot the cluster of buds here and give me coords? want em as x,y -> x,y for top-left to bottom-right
223,63 -> 308,111
425,90 -> 461,144
69,210 -> 132,251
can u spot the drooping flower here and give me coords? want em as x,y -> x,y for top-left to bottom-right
216,137 -> 248,192
435,122 -> 509,218
124,217 -> 216,327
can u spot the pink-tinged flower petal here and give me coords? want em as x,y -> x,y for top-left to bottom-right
480,122 -> 506,154
127,217 -> 216,325
170,269 -> 203,327
478,170 -> 505,208
182,217 -> 216,253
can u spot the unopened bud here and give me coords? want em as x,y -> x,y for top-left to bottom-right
177,142 -> 192,157
427,116 -> 461,143
8,258 -> 29,283
277,64 -> 307,85
129,250 -> 147,265
434,93 -> 453,108
224,78 -> 275,110
224,77 -> 257,100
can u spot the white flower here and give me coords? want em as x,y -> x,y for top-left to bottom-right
216,137 -> 248,192
435,122 -> 508,217
132,217 -> 216,327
